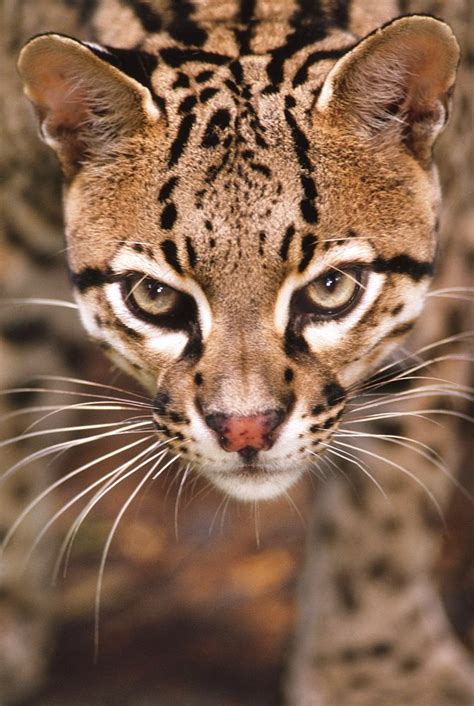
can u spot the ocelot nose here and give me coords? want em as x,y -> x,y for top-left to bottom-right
204,409 -> 285,458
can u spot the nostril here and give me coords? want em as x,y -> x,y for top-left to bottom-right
203,408 -> 287,454
204,413 -> 229,435
238,446 -> 259,463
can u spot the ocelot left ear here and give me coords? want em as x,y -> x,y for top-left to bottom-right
316,16 -> 459,165
18,34 -> 161,178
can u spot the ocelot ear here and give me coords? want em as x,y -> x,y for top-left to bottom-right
18,34 -> 160,177
316,16 -> 459,164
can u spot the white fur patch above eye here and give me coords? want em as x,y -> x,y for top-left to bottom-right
111,248 -> 212,339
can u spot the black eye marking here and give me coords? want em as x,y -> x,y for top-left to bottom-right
284,367 -> 294,383
158,177 -> 179,203
161,203 -> 178,230
185,237 -> 198,268
372,255 -> 434,281
194,372 -> 204,385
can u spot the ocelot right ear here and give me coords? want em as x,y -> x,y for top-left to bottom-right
316,16 -> 459,165
18,34 -> 161,178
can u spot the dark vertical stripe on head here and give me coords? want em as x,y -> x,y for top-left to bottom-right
168,0 -> 208,46
158,176 -> 179,202
236,0 -> 256,54
169,113 -> 196,166
120,0 -> 162,32
161,239 -> 183,274
331,0 -> 351,28
279,225 -> 296,261
298,234 -> 318,272
160,203 -> 178,230
284,102 -> 312,172
185,237 -> 198,268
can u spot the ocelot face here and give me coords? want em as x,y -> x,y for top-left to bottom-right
19,17 -> 458,499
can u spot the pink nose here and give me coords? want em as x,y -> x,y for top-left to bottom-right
204,410 -> 285,457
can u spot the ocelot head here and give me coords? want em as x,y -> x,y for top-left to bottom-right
19,17 -> 458,500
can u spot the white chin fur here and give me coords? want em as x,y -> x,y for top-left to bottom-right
203,468 -> 303,502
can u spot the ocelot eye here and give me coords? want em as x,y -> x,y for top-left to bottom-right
122,273 -> 197,330
296,266 -> 365,319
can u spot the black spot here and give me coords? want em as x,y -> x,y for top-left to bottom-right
279,225 -> 295,261
323,382 -> 346,406
204,220 -> 213,231
200,87 -> 220,103
178,94 -> 198,114
372,255 -> 434,281
284,367 -> 294,383
298,233 -> 318,272
160,239 -> 183,274
185,237 -> 197,268
153,392 -> 170,415
160,202 -> 178,230
311,404 -> 325,416
229,60 -> 244,84
196,69 -> 214,83
391,303 -> 404,316
169,113 -> 196,166
194,372 -> 203,386
201,109 -> 232,148
158,176 -> 179,203
172,72 -> 190,89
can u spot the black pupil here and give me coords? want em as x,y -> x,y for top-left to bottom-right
323,271 -> 341,292
146,280 -> 165,300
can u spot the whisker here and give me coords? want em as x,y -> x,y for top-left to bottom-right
94,446 -> 172,661
174,463 -> 191,540
0,418 -> 153,450
312,445 -> 387,498
37,374 -> 150,402
58,441 -> 177,579
331,440 -> 444,523
1,434 -> 154,553
0,421 -> 153,484
1,297 -> 78,309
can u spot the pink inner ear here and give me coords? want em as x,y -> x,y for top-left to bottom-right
29,62 -> 91,132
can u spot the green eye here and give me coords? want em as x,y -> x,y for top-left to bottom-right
124,275 -> 179,318
300,267 -> 365,317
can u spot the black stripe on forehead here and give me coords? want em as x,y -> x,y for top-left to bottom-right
169,113 -> 196,167
372,255 -> 434,281
161,239 -> 184,275
298,233 -> 318,272
168,0 -> 208,47
119,0 -> 162,33
279,225 -> 296,261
